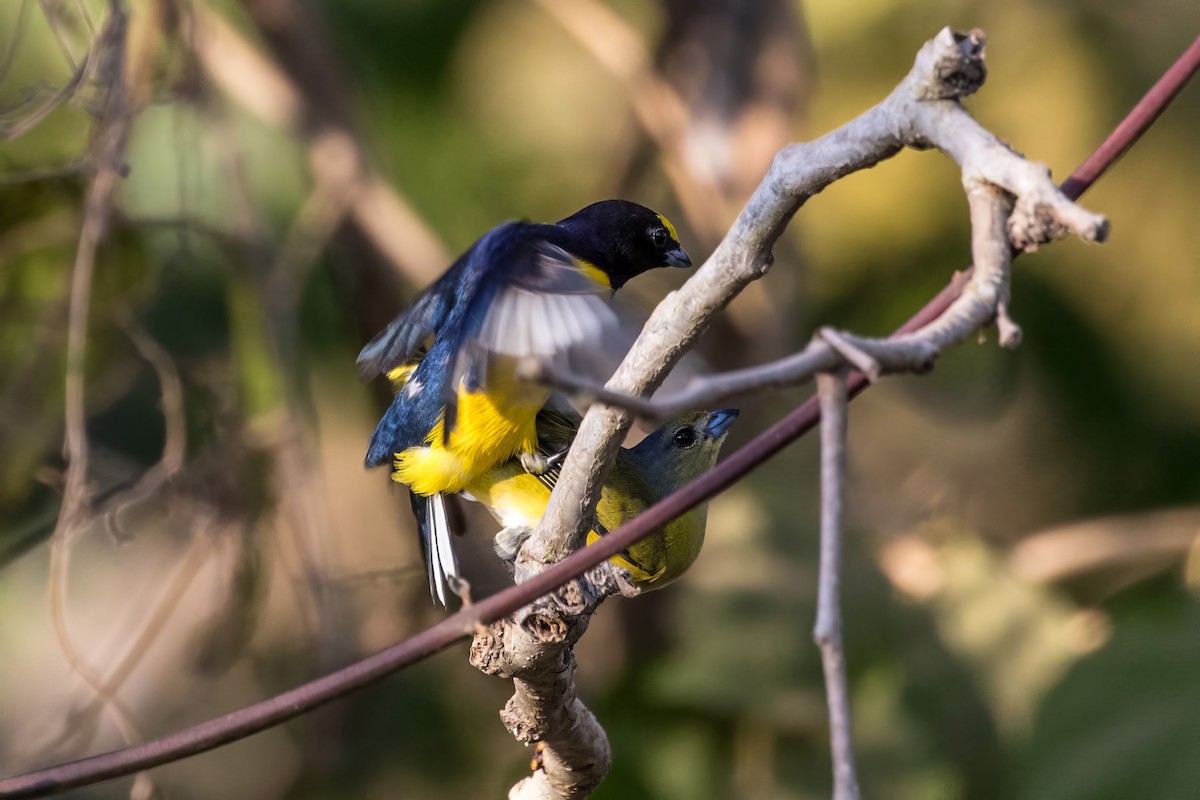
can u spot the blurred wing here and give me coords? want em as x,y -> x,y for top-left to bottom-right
356,246 -> 475,379
478,288 -> 614,361
478,243 -> 616,356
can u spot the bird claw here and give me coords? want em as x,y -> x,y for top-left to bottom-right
519,451 -> 550,475
519,448 -> 568,475
494,526 -> 533,571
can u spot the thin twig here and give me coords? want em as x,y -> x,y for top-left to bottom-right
536,36 -> 1200,425
814,370 -> 859,800
38,0 -> 82,71
0,0 -> 34,83
96,315 -> 187,538
1059,35 -> 1200,199
31,524 -> 212,760
0,163 -> 91,183
43,2 -> 151,793
2,59 -> 90,142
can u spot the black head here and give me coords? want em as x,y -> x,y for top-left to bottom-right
555,200 -> 691,290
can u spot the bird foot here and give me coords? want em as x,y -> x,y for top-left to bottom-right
519,448 -> 568,476
519,451 -> 550,475
494,526 -> 533,570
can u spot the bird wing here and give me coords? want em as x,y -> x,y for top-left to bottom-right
474,242 -> 618,363
355,244 -> 478,380
363,226 -> 630,459
448,240 -> 628,405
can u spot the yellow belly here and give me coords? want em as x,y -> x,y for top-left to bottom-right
393,362 -> 548,496
467,464 -> 665,587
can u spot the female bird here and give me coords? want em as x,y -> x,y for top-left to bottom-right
465,408 -> 739,599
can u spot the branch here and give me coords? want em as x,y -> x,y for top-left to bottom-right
480,27 -> 1105,799
96,315 -> 187,538
43,0 -> 149,794
524,27 -> 1103,582
531,34 -> 1200,419
2,28 -> 1196,800
815,370 -> 858,800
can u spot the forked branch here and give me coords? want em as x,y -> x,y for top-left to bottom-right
484,28 -> 1107,799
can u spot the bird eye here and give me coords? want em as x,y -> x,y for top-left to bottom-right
650,227 -> 668,247
672,427 -> 697,449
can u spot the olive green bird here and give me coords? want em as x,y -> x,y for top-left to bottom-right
464,407 -> 738,590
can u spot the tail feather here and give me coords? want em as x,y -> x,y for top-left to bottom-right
412,493 -> 460,606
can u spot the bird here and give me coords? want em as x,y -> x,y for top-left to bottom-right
463,407 -> 739,597
358,200 -> 692,602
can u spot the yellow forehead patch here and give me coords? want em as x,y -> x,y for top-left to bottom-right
656,213 -> 679,243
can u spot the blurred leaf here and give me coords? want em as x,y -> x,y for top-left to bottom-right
1012,581 -> 1200,800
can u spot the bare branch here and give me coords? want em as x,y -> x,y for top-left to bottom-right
0,0 -> 35,83
29,524 -> 211,762
494,29 -> 1106,797
520,31 -> 1110,422
95,315 -> 187,537
0,163 -> 91,184
2,2 -> 97,142
814,371 -> 859,800
54,0 -> 135,537
470,566 -> 631,799
524,29 -> 1102,569
1059,35 -> 1200,199
43,2 -> 149,792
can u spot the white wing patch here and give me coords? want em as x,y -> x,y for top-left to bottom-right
479,288 -> 616,361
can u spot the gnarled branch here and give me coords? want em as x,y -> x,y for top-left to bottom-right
475,28 -> 1109,799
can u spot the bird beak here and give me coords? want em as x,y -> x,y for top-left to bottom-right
705,408 -> 739,438
664,246 -> 692,269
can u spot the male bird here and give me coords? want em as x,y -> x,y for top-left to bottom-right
358,200 -> 691,602
462,407 -> 739,597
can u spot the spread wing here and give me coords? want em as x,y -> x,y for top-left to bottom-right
475,242 -> 616,359
355,244 -> 478,380
457,240 -> 626,397
363,226 -> 633,462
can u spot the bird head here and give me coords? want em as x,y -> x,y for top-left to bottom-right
629,408 -> 738,488
556,199 -> 692,289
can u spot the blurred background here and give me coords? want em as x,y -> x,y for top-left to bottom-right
2,0 -> 1199,798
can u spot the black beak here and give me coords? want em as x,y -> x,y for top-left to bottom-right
664,246 -> 692,269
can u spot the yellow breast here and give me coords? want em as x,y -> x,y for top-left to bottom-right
393,359 -> 548,496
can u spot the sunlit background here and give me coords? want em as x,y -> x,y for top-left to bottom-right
2,0 -> 1199,798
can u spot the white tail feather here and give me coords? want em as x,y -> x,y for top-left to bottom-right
428,494 -> 458,606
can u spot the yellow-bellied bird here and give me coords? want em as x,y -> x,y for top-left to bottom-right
464,408 -> 738,596
358,200 -> 691,602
